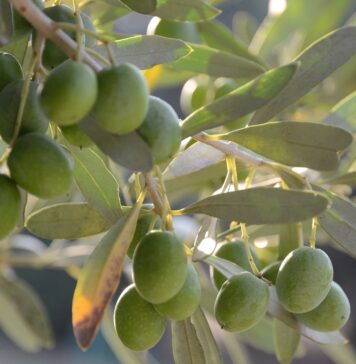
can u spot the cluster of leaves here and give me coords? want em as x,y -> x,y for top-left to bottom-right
0,0 -> 356,363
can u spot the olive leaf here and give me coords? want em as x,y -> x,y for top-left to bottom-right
220,122 -> 353,171
181,64 -> 297,137
25,203 -> 114,240
72,199 -> 143,350
171,43 -> 265,79
0,0 -> 13,46
70,146 -> 122,222
80,115 -> 154,172
318,190 -> 356,259
322,172 -> 356,187
251,26 -> 356,125
183,188 -> 329,225
0,273 -> 54,352
153,0 -> 220,22
119,0 -> 157,14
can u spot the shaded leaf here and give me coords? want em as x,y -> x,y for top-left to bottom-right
73,199 -> 143,350
119,0 -> 157,14
323,90 -> 356,132
269,163 -> 308,189
184,188 -> 329,225
318,190 -> 356,258
0,274 -> 54,352
172,319 -> 205,364
181,64 -> 298,137
251,26 -> 356,125
25,203 -> 114,240
278,224 -> 303,260
171,43 -> 264,80
0,0 -> 13,46
221,122 -> 353,171
153,0 -> 220,22
322,172 -> 356,187
71,146 -> 122,222
273,319 -> 301,364
190,307 -> 223,364
197,20 -> 265,66
80,115 -> 153,172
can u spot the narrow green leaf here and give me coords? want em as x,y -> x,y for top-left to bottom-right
251,26 -> 356,125
322,172 -> 356,187
0,274 -> 54,352
181,64 -> 298,137
172,319 -> 205,364
171,43 -> 265,79
221,122 -> 353,171
80,115 -> 154,172
197,20 -> 266,66
25,203 -> 114,240
119,0 -> 157,14
190,307 -> 223,364
73,199 -> 143,350
318,191 -> 356,258
278,224 -> 303,260
0,0 -> 13,46
184,188 -> 329,225
93,35 -> 191,69
323,91 -> 356,132
269,163 -> 309,189
153,0 -> 220,22
71,146 -> 122,222
321,344 -> 356,364
273,319 -> 301,364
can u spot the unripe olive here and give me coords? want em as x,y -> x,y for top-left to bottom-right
154,263 -> 201,320
93,64 -> 149,135
211,240 -> 261,290
261,261 -> 281,285
296,282 -> 350,331
61,124 -> 93,148
133,230 -> 187,304
0,81 -> 48,143
0,53 -> 23,92
214,272 -> 269,332
114,284 -> 167,351
42,5 -> 84,69
0,175 -> 21,239
8,133 -> 74,198
147,17 -> 200,43
40,61 -> 97,126
276,247 -> 333,313
137,96 -> 182,164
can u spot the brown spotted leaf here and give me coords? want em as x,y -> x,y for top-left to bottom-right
72,197 -> 143,350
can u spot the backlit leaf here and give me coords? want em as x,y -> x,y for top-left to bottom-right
25,203 -> 114,240
273,319 -> 300,364
221,122 -> 353,171
278,224 -> 303,260
72,198 -> 143,350
181,64 -> 297,137
251,26 -> 356,125
184,188 -> 329,225
171,43 -> 265,79
119,0 -> 157,14
71,146 -> 122,222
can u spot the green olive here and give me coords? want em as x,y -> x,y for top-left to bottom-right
261,261 -> 281,285
114,284 -> 167,351
154,263 -> 201,320
133,230 -> 187,304
0,81 -> 48,143
214,272 -> 269,332
276,247 -> 333,313
8,133 -> 74,198
211,240 -> 261,290
40,61 -> 97,126
0,53 -> 23,92
93,64 -> 149,135
60,124 -> 93,148
0,175 -> 21,239
137,96 -> 182,164
296,282 -> 350,331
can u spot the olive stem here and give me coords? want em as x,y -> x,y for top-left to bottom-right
9,0 -> 102,71
309,217 -> 318,249
240,223 -> 260,276
72,0 -> 83,62
85,48 -> 111,66
55,22 -> 110,43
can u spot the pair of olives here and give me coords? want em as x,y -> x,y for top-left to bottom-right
114,231 -> 201,351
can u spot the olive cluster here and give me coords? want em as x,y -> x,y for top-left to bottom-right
212,240 -> 350,334
0,5 -> 182,240
114,230 -> 201,351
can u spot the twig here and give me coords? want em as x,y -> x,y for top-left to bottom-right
144,173 -> 163,216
